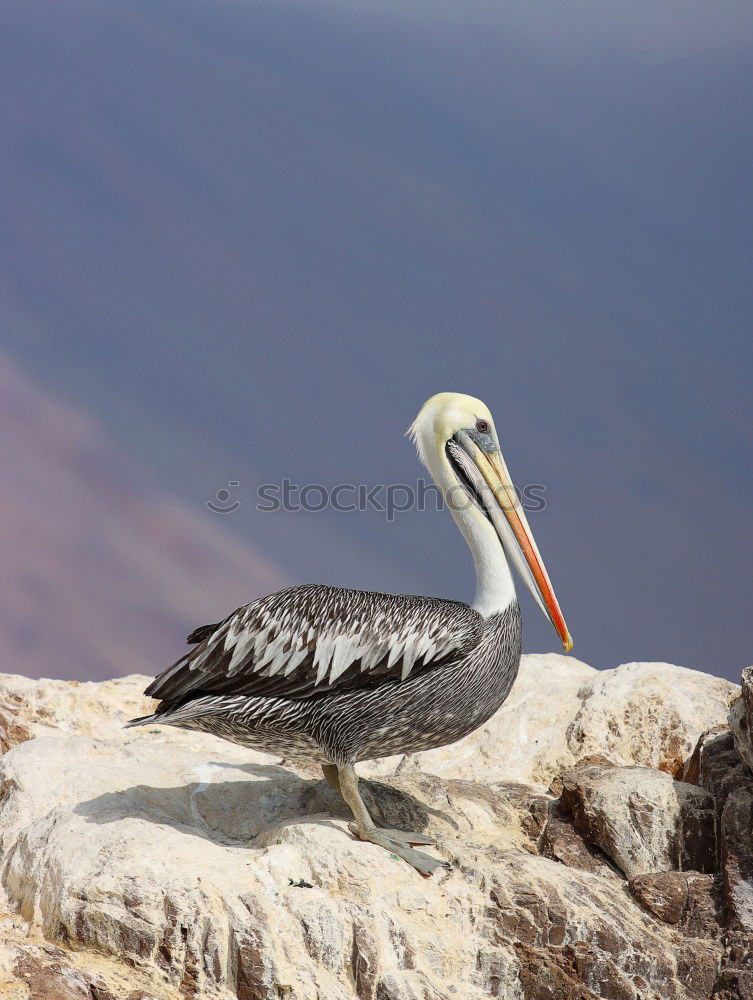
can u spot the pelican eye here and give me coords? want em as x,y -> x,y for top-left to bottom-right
475,419 -> 490,434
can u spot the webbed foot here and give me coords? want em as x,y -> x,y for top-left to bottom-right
374,826 -> 436,846
348,822 -> 449,876
337,762 -> 450,876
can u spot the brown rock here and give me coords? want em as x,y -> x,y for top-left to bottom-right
676,946 -> 726,1000
681,873 -> 724,939
682,724 -> 731,785
688,719 -> 753,939
539,811 -> 620,880
0,705 -> 33,754
6,944 -> 152,1000
712,967 -> 753,1000
683,714 -> 753,998
629,871 -> 689,923
691,727 -> 742,799
660,756 -> 687,779
628,871 -> 721,937
549,754 -> 616,797
489,856 -> 720,1000
540,815 -> 603,874
730,666 -> 753,773
720,782 -> 753,935
14,953 -> 91,1000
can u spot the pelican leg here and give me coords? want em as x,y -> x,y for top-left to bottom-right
337,764 -> 448,876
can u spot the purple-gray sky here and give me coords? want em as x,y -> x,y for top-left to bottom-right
1,0 -> 752,680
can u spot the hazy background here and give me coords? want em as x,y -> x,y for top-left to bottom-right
1,0 -> 752,682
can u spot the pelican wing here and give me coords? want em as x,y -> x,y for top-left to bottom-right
145,584 -> 482,705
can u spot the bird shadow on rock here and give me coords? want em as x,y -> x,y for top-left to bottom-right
72,760 -> 456,849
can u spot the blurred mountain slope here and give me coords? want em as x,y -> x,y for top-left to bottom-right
0,352 -> 286,680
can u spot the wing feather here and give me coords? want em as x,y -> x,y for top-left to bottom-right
145,584 -> 482,705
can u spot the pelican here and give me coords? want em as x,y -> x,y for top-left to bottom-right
128,393 -> 571,873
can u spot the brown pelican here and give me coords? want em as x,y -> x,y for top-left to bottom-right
128,393 -> 571,873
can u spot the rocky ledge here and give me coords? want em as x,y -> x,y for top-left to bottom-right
0,656 -> 751,999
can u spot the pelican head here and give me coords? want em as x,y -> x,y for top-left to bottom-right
409,392 -> 572,651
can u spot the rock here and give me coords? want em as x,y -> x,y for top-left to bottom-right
487,858 -> 720,1000
729,667 -> 753,772
0,663 -> 743,999
548,753 -> 616,797
539,813 -> 617,878
719,780 -> 753,959
0,672 -> 157,747
686,727 -> 744,802
683,722 -> 753,998
565,661 -> 737,777
0,733 -> 559,1000
688,724 -> 753,935
0,729 -> 721,999
628,871 -> 721,936
0,911 -> 172,1000
712,969 -> 753,1000
681,724 -> 731,785
559,763 -> 716,878
629,870 -> 689,923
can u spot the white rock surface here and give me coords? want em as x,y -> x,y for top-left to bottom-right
0,658 -> 739,999
0,733 -> 718,1000
563,661 -> 737,776
0,672 -> 156,747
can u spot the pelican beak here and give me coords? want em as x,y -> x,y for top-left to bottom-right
452,432 -> 573,652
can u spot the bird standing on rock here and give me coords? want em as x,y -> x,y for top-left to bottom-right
127,393 -> 571,873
